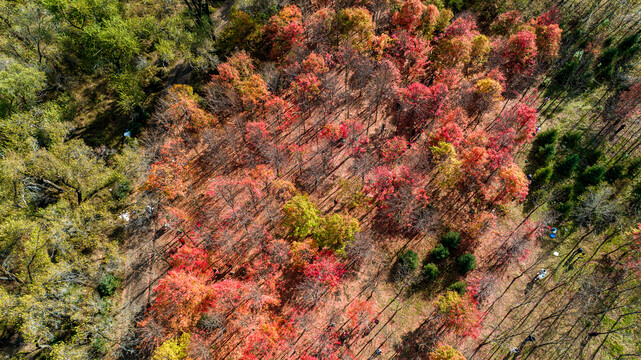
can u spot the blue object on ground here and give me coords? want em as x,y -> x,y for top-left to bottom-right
550,233 -> 556,238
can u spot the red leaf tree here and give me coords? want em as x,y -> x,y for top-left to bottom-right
435,290 -> 483,338
264,5 -> 304,59
397,82 -> 449,135
504,30 -> 538,75
207,51 -> 269,112
392,0 -> 426,31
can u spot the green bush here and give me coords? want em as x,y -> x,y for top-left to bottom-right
576,165 -> 606,193
441,231 -> 461,250
535,144 -> 556,167
431,243 -> 450,260
449,280 -> 467,295
456,253 -> 476,274
398,250 -> 419,273
554,184 -> 575,203
532,129 -> 558,149
560,131 -> 582,150
314,213 -> 360,254
97,274 -> 122,297
625,156 -> 641,178
605,164 -> 625,183
91,336 -> 109,357
553,154 -> 579,180
422,263 -> 439,282
531,167 -> 553,189
582,148 -> 603,166
112,179 -> 132,200
554,201 -> 575,222
631,183 -> 641,204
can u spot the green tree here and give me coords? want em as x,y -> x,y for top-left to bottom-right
553,154 -> 579,181
282,195 -> 321,239
456,253 -> 476,274
314,213 -> 360,254
531,166 -> 552,189
441,231 -> 461,250
449,280 -> 467,295
560,131 -> 582,150
153,333 -> 191,360
575,165 -> 605,194
0,61 -> 46,117
395,249 -> 418,279
423,263 -> 439,282
431,243 -> 450,260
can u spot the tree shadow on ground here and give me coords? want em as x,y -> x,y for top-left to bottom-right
393,315 -> 445,360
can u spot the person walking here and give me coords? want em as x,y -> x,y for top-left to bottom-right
535,269 -> 547,281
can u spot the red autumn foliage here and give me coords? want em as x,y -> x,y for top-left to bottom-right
392,0 -> 426,31
504,30 -> 538,74
292,73 -> 322,102
156,85 -> 216,133
381,136 -> 409,162
386,31 -> 431,81
170,245 -> 210,275
364,165 -> 415,203
241,320 -> 294,360
345,298 -> 378,330
264,96 -> 300,132
146,139 -> 188,200
304,252 -> 346,289
430,120 -> 464,147
301,52 -> 329,74
490,10 -> 522,35
208,51 -> 269,112
616,83 -> 641,119
435,291 -> 484,338
397,82 -> 449,133
493,162 -> 529,204
264,5 -> 305,59
245,121 -> 272,155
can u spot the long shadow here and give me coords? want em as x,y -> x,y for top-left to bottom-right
116,307 -> 152,360
393,316 -> 444,360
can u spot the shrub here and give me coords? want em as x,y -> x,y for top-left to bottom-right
456,253 -> 476,274
532,143 -> 556,167
449,280 -> 467,295
554,184 -> 575,203
605,164 -> 625,183
441,231 -> 461,250
152,333 -> 191,360
423,263 -> 439,282
428,342 -> 465,360
97,274 -> 122,297
431,243 -> 450,260
625,156 -> 641,178
582,148 -> 602,166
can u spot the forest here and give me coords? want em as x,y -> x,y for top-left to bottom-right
0,0 -> 640,359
